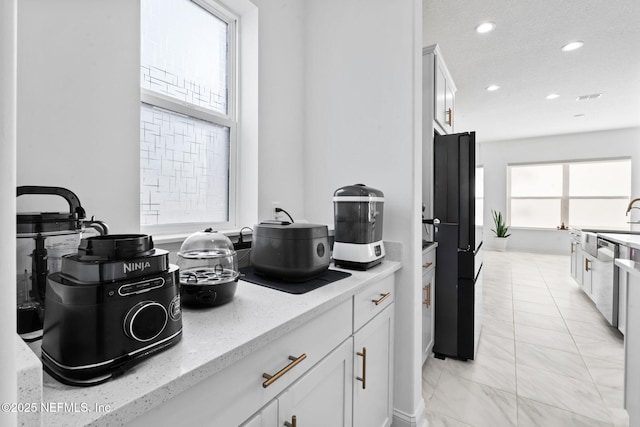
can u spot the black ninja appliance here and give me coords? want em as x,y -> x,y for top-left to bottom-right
41,234 -> 182,386
333,184 -> 385,270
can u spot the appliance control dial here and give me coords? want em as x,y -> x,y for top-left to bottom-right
124,301 -> 168,342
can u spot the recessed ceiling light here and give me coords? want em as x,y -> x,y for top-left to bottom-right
574,114 -> 585,118
486,85 -> 500,92
475,22 -> 496,34
561,41 -> 584,52
576,93 -> 602,101
546,93 -> 560,100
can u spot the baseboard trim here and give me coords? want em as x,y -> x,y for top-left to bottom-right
392,398 -> 428,427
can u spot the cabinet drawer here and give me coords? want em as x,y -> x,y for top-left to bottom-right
422,249 -> 436,272
130,298 -> 352,427
354,274 -> 395,332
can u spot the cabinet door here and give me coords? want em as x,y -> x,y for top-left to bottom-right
570,242 -> 577,279
434,60 -> 447,132
583,254 -> 594,296
353,304 -> 394,427
241,400 -> 278,427
421,269 -> 435,363
278,339 -> 353,427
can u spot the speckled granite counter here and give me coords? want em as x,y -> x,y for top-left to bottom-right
28,259 -> 401,426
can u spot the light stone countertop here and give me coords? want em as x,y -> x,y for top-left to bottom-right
28,259 -> 401,426
615,258 -> 640,278
599,233 -> 640,250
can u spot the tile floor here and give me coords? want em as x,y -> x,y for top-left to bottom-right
422,250 -> 629,427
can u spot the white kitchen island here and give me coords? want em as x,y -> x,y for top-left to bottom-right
615,258 -> 640,426
23,259 -> 400,426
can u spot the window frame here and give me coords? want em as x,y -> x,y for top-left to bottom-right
140,0 -> 240,235
507,158 -> 632,229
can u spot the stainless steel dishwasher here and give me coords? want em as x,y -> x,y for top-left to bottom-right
593,238 -> 619,326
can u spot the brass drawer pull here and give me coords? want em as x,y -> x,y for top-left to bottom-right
262,354 -> 307,388
423,261 -> 433,269
585,258 -> 591,272
284,415 -> 297,427
446,107 -> 453,126
372,292 -> 391,305
356,347 -> 367,389
423,284 -> 431,307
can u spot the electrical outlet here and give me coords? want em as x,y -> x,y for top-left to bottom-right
271,201 -> 281,219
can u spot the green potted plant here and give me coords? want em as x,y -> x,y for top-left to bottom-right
491,209 -> 511,251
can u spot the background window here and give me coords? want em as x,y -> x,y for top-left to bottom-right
508,159 -> 631,229
140,0 -> 236,229
475,166 -> 484,226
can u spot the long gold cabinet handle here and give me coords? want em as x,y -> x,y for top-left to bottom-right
423,284 -> 431,307
585,258 -> 591,272
262,354 -> 307,388
284,415 -> 297,427
372,292 -> 391,305
423,262 -> 433,269
446,108 -> 453,126
356,347 -> 367,389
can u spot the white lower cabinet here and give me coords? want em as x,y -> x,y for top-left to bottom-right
243,338 -> 353,427
353,303 -> 394,427
130,274 -> 395,427
421,248 -> 436,363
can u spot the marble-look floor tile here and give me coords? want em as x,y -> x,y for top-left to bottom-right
553,294 -> 597,311
428,372 -> 517,427
476,332 -> 515,363
482,316 -> 514,340
483,294 -> 513,309
425,411 -> 473,427
515,341 -> 591,381
598,383 -> 625,410
511,278 -> 547,288
516,364 -> 612,423
573,337 -> 625,369
517,396 -> 614,427
514,323 -> 578,353
582,355 -> 625,391
513,310 -> 569,333
513,300 -> 562,317
512,291 -> 555,305
443,351 -> 516,393
422,354 -> 446,401
564,318 -> 622,341
559,306 -> 606,324
512,284 -> 551,296
483,304 -> 513,322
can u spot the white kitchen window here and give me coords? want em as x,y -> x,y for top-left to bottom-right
508,159 -> 631,229
140,0 -> 237,233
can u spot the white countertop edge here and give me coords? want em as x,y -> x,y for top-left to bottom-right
615,259 -> 640,277
16,335 -> 42,426
40,260 -> 402,426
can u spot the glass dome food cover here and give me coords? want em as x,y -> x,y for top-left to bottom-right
177,228 -> 239,285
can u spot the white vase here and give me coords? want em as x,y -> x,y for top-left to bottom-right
492,236 -> 509,252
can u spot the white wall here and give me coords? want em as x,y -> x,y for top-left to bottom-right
252,0 -> 306,223
479,127 -> 640,254
302,0 -> 425,423
1,1 -> 18,425
17,0 -> 141,233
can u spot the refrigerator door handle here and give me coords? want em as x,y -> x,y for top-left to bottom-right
458,245 -> 472,253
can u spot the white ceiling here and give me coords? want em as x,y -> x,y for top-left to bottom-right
423,0 -> 640,143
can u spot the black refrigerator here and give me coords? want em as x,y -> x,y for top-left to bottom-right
432,131 -> 483,361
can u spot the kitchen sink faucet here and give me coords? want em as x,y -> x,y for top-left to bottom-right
626,198 -> 640,215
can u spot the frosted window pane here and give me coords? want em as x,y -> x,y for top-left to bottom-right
140,103 -> 230,226
510,165 -> 562,197
476,167 -> 484,198
569,161 -> 631,197
141,0 -> 228,114
569,199 -> 630,228
510,199 -> 560,228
